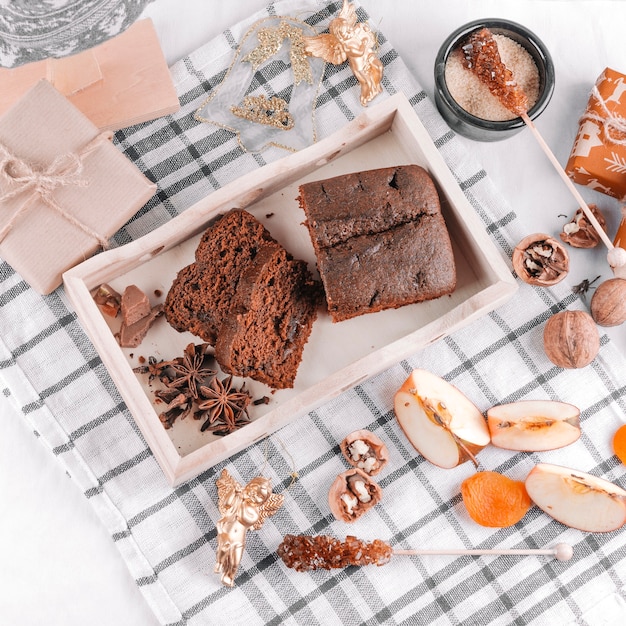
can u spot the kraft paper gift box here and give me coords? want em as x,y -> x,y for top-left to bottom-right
0,19 -> 180,131
0,79 -> 157,295
566,67 -> 626,202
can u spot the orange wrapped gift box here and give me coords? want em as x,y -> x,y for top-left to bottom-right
566,67 -> 626,202
0,80 -> 156,295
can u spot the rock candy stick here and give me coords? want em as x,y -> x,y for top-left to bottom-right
277,534 -> 393,571
461,26 -> 626,273
461,27 -> 529,116
277,534 -> 573,572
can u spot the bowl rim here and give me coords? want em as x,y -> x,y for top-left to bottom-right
434,17 -> 555,132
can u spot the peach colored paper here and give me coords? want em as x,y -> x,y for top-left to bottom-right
566,67 -> 626,202
0,80 -> 157,295
0,19 -> 180,131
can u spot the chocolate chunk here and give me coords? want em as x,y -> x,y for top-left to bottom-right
118,304 -> 164,348
121,284 -> 152,326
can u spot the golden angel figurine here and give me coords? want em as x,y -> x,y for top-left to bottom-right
304,0 -> 383,106
214,468 -> 284,587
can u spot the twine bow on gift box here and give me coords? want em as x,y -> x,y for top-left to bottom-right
0,131 -> 113,248
582,85 -> 626,146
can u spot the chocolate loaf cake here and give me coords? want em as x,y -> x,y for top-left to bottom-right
215,243 -> 321,389
298,165 -> 456,322
164,209 -> 321,389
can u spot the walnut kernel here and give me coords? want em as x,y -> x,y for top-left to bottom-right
512,234 -> 569,286
340,430 -> 389,476
560,204 -> 607,248
328,468 -> 382,523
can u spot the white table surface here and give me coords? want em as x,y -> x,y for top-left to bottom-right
2,1 -> 626,624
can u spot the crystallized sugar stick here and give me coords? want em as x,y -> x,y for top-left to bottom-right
278,534 -> 393,571
461,27 -> 529,116
461,27 -> 626,273
277,534 -> 573,572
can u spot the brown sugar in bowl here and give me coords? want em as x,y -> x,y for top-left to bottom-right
434,18 -> 555,141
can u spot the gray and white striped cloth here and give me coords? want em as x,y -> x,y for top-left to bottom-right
2,1 -> 626,624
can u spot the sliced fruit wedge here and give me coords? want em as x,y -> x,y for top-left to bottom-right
525,463 -> 626,532
394,369 -> 490,469
488,400 -> 581,451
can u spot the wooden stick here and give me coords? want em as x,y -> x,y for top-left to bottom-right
460,28 -> 622,267
520,112 -> 614,251
394,542 -> 573,561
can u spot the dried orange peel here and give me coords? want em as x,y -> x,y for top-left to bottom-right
461,470 -> 532,527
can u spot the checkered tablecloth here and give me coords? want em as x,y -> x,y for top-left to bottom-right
2,1 -> 626,624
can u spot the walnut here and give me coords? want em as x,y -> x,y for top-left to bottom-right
339,430 -> 389,476
328,468 -> 382,523
560,204 -> 607,248
590,278 -> 626,327
543,310 -> 599,369
512,234 -> 569,286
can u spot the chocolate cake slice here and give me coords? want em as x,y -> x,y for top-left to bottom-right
164,209 -> 321,389
298,165 -> 456,322
216,244 -> 321,389
164,209 -> 277,344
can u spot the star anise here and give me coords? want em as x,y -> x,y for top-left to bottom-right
132,355 -> 167,382
155,387 -> 194,429
197,375 -> 251,434
161,342 -> 216,399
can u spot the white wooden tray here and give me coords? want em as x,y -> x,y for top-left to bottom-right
64,93 -> 517,485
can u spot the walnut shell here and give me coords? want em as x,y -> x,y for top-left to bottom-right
590,278 -> 626,327
512,234 -> 569,286
339,430 -> 389,476
543,310 -> 599,368
328,468 -> 382,523
560,204 -> 607,248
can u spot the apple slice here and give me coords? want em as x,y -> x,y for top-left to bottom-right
394,369 -> 490,469
525,463 -> 626,532
488,400 -> 581,451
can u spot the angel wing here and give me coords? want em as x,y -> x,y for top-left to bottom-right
304,33 -> 347,65
216,468 -> 242,516
337,0 -> 357,28
251,492 -> 285,530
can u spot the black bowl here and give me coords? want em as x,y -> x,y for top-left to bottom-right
434,18 -> 555,141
